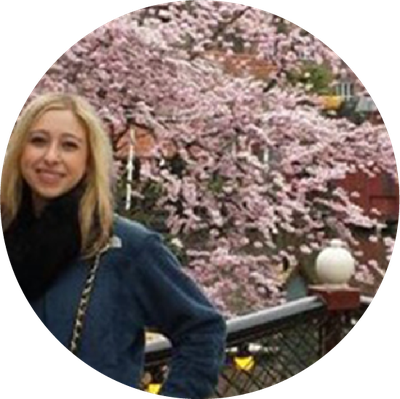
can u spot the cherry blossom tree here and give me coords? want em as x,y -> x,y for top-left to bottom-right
30,1 -> 397,316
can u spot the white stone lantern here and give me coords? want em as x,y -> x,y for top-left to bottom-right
315,239 -> 355,286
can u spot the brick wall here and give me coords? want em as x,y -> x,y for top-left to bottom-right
204,50 -> 277,80
338,172 -> 399,222
116,125 -> 156,159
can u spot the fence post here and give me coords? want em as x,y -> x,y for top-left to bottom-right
309,285 -> 360,354
308,239 -> 360,354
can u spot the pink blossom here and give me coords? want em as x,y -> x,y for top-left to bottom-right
27,2 -> 395,316
369,236 -> 379,243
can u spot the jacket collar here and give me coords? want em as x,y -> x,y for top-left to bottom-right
99,235 -> 122,255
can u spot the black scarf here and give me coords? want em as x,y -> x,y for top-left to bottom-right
4,183 -> 83,301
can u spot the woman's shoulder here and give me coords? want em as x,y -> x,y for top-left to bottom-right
111,214 -> 160,253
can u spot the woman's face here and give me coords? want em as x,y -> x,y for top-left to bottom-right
20,109 -> 89,212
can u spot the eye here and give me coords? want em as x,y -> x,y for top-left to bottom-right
29,135 -> 48,146
63,141 -> 79,150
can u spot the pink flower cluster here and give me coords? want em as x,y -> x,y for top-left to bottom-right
30,1 -> 396,316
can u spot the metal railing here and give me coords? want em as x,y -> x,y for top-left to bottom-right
143,295 -> 371,397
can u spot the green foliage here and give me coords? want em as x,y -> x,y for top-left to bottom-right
287,62 -> 335,95
208,173 -> 225,194
115,172 -> 190,264
275,18 -> 289,34
116,177 -> 167,232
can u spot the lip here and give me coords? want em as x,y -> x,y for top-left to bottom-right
36,168 -> 65,176
36,169 -> 65,184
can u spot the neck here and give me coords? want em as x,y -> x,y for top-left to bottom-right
31,193 -> 49,218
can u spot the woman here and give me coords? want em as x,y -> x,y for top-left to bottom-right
2,93 -> 226,398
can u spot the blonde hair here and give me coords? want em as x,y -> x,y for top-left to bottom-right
1,92 -> 114,258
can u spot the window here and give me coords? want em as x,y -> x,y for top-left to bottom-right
335,81 -> 354,101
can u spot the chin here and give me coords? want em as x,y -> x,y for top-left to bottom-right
36,188 -> 68,200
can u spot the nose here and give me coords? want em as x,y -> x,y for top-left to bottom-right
43,143 -> 61,164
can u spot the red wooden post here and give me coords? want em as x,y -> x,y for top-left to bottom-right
309,285 -> 360,354
308,285 -> 360,311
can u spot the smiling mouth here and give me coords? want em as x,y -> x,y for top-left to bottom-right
36,169 -> 65,184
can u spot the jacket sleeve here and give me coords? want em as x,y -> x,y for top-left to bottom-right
133,234 -> 226,399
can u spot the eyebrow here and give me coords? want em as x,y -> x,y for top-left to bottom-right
29,129 -> 84,143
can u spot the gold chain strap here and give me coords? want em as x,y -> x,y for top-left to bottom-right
69,244 -> 109,355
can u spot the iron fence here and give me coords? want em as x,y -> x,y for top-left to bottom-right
143,295 -> 371,397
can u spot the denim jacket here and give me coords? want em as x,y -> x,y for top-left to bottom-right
31,215 -> 226,398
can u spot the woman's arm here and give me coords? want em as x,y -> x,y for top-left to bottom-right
133,234 -> 226,399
